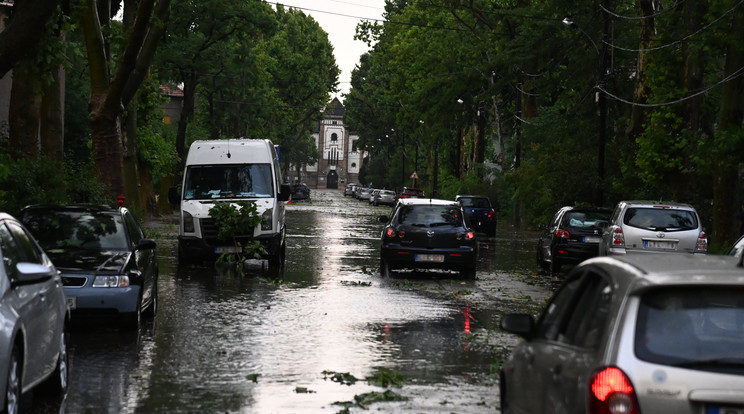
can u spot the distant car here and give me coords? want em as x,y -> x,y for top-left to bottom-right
344,183 -> 357,197
0,213 -> 69,412
455,195 -> 497,237
379,198 -> 477,279
374,190 -> 397,206
358,187 -> 372,201
598,200 -> 707,256
20,205 -> 158,330
395,187 -> 425,200
291,184 -> 310,200
500,253 -> 744,414
537,206 -> 612,273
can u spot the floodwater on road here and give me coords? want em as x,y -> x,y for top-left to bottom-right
24,189 -> 555,414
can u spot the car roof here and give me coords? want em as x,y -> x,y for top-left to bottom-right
579,254 -> 744,291
396,198 -> 459,207
21,204 -> 124,214
559,205 -> 612,213
617,200 -> 696,210
455,195 -> 489,199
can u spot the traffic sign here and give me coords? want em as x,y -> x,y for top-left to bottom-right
410,171 -> 418,179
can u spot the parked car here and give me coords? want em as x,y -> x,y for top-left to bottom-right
358,187 -> 372,201
344,183 -> 357,197
0,213 -> 70,412
374,189 -> 397,206
727,234 -> 744,258
598,200 -> 707,256
368,189 -> 380,204
455,195 -> 497,237
20,205 -> 158,330
500,253 -> 744,414
395,187 -> 425,200
291,184 -> 310,200
378,198 -> 477,279
537,206 -> 612,273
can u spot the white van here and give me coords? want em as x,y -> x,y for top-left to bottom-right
169,139 -> 291,264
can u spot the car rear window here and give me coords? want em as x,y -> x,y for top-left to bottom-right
635,286 -> 744,374
624,207 -> 698,231
562,211 -> 610,228
459,198 -> 491,209
397,205 -> 463,227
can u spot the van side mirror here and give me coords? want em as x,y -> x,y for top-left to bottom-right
168,186 -> 180,205
279,184 -> 291,202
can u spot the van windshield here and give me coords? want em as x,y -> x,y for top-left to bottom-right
183,164 -> 273,200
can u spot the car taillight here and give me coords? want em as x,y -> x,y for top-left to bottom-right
589,367 -> 639,414
487,209 -> 495,218
385,228 -> 396,238
555,229 -> 570,239
398,230 -> 406,238
612,227 -> 624,246
696,231 -> 708,252
464,231 -> 475,241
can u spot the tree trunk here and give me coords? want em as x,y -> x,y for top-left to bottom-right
712,8 -> 744,249
626,0 -> 654,141
40,63 -> 65,164
9,67 -> 40,158
89,99 -> 126,200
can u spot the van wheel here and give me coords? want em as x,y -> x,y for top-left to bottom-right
269,242 -> 286,267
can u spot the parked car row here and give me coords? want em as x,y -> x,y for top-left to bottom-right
0,204 -> 158,413
538,200 -> 708,275
502,199 -> 744,414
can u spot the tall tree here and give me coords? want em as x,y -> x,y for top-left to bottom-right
79,0 -> 170,203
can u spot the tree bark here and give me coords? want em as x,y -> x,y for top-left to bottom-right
40,64 -> 65,164
8,67 -> 40,158
0,0 -> 62,77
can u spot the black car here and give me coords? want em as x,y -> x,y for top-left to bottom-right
537,206 -> 612,274
291,184 -> 310,200
20,205 -> 158,329
456,195 -> 497,237
379,198 -> 478,279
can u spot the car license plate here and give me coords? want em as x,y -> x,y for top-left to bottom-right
416,254 -> 444,263
583,236 -> 600,243
707,407 -> 744,414
644,240 -> 675,249
215,246 -> 242,254
66,296 -> 77,310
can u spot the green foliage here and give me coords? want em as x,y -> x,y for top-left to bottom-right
209,201 -> 266,267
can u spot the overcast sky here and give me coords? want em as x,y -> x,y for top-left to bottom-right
271,0 -> 387,101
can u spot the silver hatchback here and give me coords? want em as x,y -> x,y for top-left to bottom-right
599,200 -> 707,256
499,254 -> 744,414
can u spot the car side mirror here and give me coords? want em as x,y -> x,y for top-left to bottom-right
168,186 -> 180,205
279,184 -> 291,202
500,313 -> 535,339
135,238 -> 157,251
12,262 -> 55,287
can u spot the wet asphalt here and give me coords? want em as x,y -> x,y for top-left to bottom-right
24,189 -> 556,413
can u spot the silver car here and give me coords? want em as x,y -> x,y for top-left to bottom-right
500,254 -> 744,414
0,213 -> 69,413
599,200 -> 707,256
374,189 -> 396,206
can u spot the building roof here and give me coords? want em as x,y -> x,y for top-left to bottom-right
324,97 -> 345,118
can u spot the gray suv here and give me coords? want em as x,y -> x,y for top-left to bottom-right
500,254 -> 744,414
598,200 -> 707,255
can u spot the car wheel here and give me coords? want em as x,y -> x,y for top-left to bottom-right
42,327 -> 69,395
380,258 -> 392,278
537,242 -> 550,273
460,264 -> 476,280
499,372 -> 511,414
144,282 -> 158,318
122,295 -> 142,330
4,346 -> 20,414
549,247 -> 562,275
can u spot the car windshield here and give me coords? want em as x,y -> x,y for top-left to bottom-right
459,198 -> 491,209
635,287 -> 744,374
397,205 -> 463,227
183,164 -> 273,200
624,207 -> 697,231
563,211 -> 610,228
22,211 -> 128,251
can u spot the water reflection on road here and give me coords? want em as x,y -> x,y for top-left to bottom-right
27,189 -> 552,413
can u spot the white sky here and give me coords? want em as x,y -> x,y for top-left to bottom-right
272,0 -> 387,101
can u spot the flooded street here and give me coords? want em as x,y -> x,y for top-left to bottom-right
27,189 -> 555,413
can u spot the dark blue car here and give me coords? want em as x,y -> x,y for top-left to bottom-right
456,195 -> 497,237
